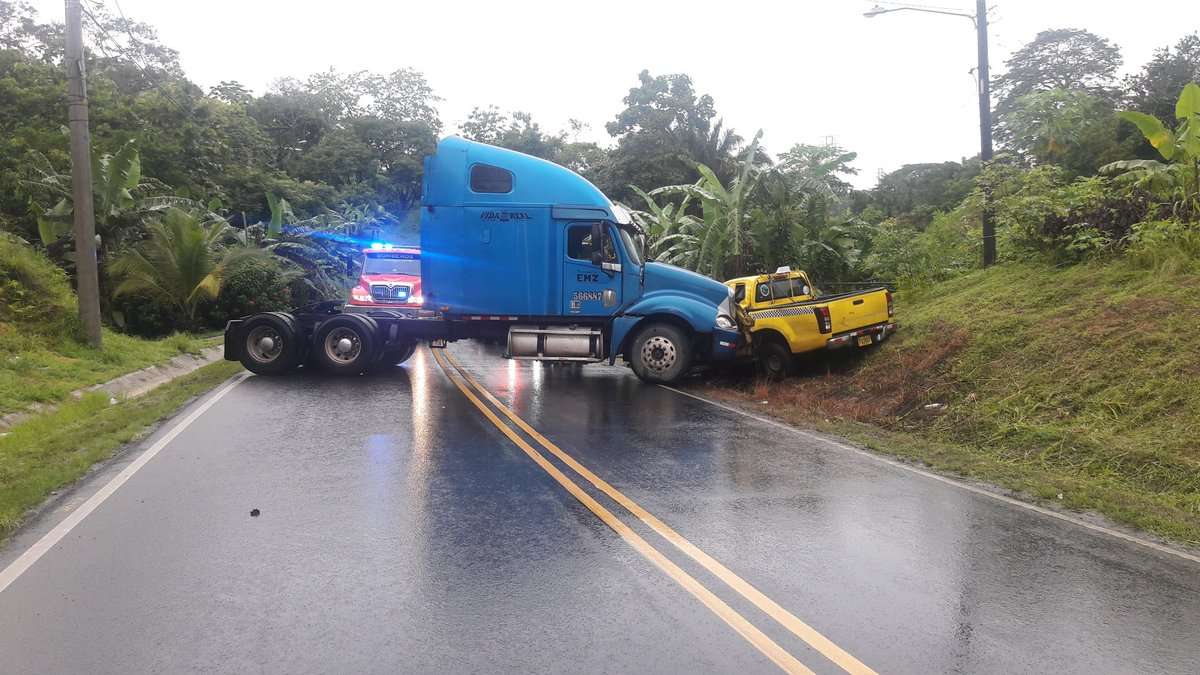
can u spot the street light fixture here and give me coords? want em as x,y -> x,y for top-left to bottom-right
864,1 -> 996,267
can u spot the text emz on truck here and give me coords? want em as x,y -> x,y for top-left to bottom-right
725,267 -> 896,378
224,137 -> 744,384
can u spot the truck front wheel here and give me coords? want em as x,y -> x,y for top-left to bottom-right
758,339 -> 794,380
314,314 -> 378,375
630,323 -> 693,384
372,339 -> 418,371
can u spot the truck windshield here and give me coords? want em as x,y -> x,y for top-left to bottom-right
619,227 -> 643,267
363,253 -> 420,276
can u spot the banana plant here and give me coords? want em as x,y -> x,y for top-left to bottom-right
1102,82 -> 1200,213
647,131 -> 764,277
627,185 -> 701,265
23,140 -> 202,249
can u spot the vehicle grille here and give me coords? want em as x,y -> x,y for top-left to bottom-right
370,284 -> 411,303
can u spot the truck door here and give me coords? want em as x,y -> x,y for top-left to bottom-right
562,222 -> 622,316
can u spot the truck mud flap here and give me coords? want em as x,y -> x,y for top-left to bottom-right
223,320 -> 244,361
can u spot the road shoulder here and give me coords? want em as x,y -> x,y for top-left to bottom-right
678,384 -> 1200,564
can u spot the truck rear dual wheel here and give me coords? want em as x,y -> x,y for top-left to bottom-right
240,313 -> 303,375
630,323 -> 693,384
314,314 -> 378,375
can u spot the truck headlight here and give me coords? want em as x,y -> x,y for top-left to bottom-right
715,292 -> 736,330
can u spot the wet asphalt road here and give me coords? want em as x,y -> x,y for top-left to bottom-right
1,342 -> 1199,674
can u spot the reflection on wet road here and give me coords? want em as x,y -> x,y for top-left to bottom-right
1,341 -> 1198,674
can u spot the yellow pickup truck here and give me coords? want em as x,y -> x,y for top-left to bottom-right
726,267 -> 896,377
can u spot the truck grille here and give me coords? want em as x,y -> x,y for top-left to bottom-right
370,284 -> 410,303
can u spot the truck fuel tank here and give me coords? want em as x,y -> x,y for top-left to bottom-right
507,325 -> 604,362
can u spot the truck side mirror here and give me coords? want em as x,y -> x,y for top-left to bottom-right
590,222 -> 603,266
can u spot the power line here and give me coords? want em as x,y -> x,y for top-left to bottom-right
78,0 -> 189,112
871,1 -> 968,12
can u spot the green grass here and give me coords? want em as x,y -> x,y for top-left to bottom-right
0,360 -> 241,539
0,327 -> 219,416
704,260 -> 1200,546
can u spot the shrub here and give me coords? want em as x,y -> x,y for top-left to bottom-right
1126,220 -> 1200,274
864,210 -> 977,288
205,257 -> 292,326
110,290 -> 182,338
0,232 -> 78,337
979,165 -> 1153,262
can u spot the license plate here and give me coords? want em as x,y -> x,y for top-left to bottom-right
856,335 -> 874,347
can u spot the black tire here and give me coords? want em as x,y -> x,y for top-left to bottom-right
265,312 -> 305,363
239,313 -> 301,375
757,339 -> 794,380
371,339 -> 418,371
630,322 -> 693,384
313,314 -> 378,375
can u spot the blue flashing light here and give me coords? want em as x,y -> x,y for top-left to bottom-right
370,242 -> 384,250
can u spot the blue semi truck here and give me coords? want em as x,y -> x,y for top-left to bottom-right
224,137 -> 743,384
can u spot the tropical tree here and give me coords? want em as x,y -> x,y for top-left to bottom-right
1003,89 -> 1126,175
993,29 -> 1124,142
1126,33 -> 1200,125
1102,82 -> 1200,214
601,70 -> 744,201
110,208 -> 279,328
749,168 -> 872,281
644,132 -> 764,278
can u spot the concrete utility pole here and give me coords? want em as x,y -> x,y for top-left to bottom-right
864,1 -> 997,267
65,0 -> 103,346
975,0 -> 996,266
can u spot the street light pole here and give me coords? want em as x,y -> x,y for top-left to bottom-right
864,2 -> 996,267
65,0 -> 103,346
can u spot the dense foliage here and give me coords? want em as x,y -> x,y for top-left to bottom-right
1,1 -> 1198,338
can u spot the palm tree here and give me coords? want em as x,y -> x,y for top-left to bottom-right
111,208 -> 277,329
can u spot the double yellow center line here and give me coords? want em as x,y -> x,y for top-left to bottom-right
431,348 -> 875,675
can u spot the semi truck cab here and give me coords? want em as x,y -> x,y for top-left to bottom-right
421,137 -> 741,381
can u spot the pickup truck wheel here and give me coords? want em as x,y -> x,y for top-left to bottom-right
631,323 -> 692,384
240,314 -> 301,375
758,340 -> 794,380
314,314 -> 378,374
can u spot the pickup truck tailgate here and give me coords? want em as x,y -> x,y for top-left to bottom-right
827,288 -> 890,334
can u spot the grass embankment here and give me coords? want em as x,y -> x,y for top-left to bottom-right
0,360 -> 241,538
0,232 -> 220,416
0,328 -> 218,416
704,262 -> 1200,546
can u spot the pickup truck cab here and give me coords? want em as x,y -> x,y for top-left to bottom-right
347,245 -> 424,316
726,267 -> 896,378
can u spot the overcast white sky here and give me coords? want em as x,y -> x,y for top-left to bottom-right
31,0 -> 1200,187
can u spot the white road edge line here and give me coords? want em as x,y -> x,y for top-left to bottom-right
0,372 -> 251,595
660,385 -> 1200,566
